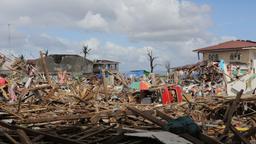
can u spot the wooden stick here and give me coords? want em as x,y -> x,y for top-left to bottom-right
102,68 -> 108,96
230,125 -> 250,144
40,51 -> 51,85
2,131 -> 20,144
17,129 -> 33,144
223,90 -> 244,134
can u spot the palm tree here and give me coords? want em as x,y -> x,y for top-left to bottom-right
83,45 -> 91,59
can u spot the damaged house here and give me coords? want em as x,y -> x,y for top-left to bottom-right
194,40 -> 256,96
93,59 -> 119,74
30,54 -> 93,74
194,40 -> 256,75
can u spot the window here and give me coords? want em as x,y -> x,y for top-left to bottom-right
53,55 -> 63,64
208,53 -> 219,61
230,51 -> 241,61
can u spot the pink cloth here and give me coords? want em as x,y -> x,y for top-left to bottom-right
0,77 -> 6,86
58,71 -> 67,85
8,83 -> 17,101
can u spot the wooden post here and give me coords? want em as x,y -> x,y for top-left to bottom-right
17,129 -> 33,144
230,125 -> 250,144
40,51 -> 51,85
3,131 -> 19,144
151,73 -> 156,86
102,67 -> 108,96
223,89 -> 244,134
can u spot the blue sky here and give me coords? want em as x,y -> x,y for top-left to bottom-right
0,0 -> 254,72
195,0 -> 256,40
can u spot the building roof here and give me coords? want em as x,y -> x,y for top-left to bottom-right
171,61 -> 206,70
48,54 -> 81,57
94,59 -> 119,64
194,40 -> 256,52
27,54 -> 93,64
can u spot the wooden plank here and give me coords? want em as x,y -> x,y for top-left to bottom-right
107,70 -> 129,88
17,109 -> 113,124
17,129 -> 33,144
127,106 -> 167,127
198,134 -> 223,144
31,135 -> 44,142
78,124 -> 116,140
102,128 -> 125,144
40,51 -> 51,85
128,106 -> 222,144
230,125 -> 250,144
0,121 -> 84,144
68,127 -> 100,139
0,105 -> 24,119
243,127 -> 256,138
155,110 -> 173,121
2,131 -> 20,144
102,68 -> 108,96
223,90 -> 243,134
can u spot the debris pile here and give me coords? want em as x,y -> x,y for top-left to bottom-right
0,52 -> 255,144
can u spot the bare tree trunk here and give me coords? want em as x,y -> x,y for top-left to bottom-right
147,49 -> 158,73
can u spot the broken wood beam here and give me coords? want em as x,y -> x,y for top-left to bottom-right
102,68 -> 108,96
230,125 -> 250,144
0,121 -> 84,144
155,110 -> 173,121
17,129 -> 33,144
127,106 -> 167,127
2,131 -> 20,144
78,124 -> 116,140
223,89 -> 244,134
16,109 -> 115,124
40,51 -> 52,85
31,135 -> 45,143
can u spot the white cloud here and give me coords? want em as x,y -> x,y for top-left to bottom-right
0,0 -> 237,71
77,11 -> 108,31
108,0 -> 212,42
0,0 -> 212,41
18,16 -> 32,25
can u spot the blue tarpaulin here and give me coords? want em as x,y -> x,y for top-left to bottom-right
126,70 -> 150,78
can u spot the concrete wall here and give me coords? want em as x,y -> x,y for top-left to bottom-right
202,49 -> 250,64
36,55 -> 93,74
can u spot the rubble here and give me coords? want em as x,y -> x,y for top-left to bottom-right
0,52 -> 255,144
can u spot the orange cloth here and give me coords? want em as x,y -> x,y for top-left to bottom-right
140,81 -> 150,90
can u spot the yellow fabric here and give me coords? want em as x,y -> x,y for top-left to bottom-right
0,85 -> 8,100
218,125 -> 249,132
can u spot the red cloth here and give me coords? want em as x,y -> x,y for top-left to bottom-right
0,77 -> 6,87
174,85 -> 183,103
169,85 -> 183,103
162,85 -> 173,104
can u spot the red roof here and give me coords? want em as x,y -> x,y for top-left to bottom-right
194,40 -> 256,52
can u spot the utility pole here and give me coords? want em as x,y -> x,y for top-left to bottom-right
8,24 -> 11,49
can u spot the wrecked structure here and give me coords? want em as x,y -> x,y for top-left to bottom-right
194,40 -> 256,75
29,54 -> 94,75
170,40 -> 256,98
0,50 -> 255,144
93,59 -> 119,74
193,40 -> 256,96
